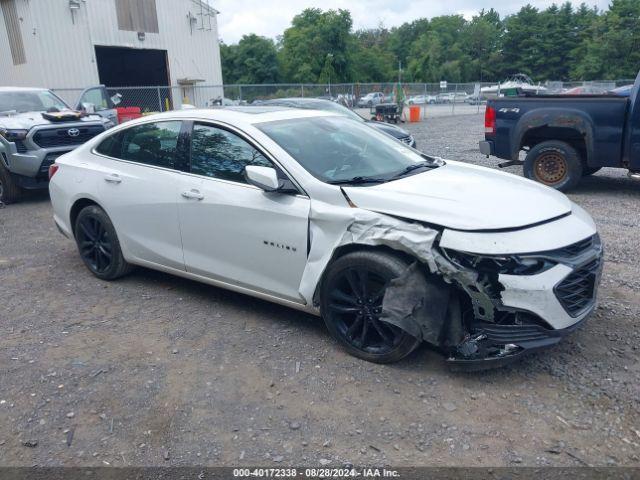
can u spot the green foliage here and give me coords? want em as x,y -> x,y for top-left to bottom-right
220,34 -> 279,84
279,8 -> 354,83
221,4 -> 640,84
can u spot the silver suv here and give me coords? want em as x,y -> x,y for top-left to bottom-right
0,86 -> 116,203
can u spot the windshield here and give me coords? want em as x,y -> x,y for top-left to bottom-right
258,115 -> 440,184
0,90 -> 69,113
307,101 -> 365,122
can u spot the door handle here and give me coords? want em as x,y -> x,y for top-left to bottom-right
181,189 -> 204,200
104,174 -> 122,184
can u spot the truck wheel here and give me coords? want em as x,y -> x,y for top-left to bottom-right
0,162 -> 23,204
524,141 -> 583,191
583,166 -> 602,176
320,251 -> 422,364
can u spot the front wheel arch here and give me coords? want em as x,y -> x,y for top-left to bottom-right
319,248 -> 423,363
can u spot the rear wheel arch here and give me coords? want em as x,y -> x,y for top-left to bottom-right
520,126 -> 589,164
514,110 -> 595,166
69,198 -> 103,236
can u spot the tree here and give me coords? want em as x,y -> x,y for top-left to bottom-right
219,42 -> 238,84
220,34 -> 279,84
279,8 -> 354,83
220,3 -> 636,86
574,0 -> 640,79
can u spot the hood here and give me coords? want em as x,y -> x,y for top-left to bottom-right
368,121 -> 410,139
343,160 -> 572,231
0,111 -> 105,130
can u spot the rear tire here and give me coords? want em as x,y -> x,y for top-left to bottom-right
0,163 -> 23,204
74,205 -> 132,280
524,140 -> 583,192
320,250 -> 422,364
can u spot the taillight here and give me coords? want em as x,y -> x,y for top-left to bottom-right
485,105 -> 496,135
48,163 -> 59,180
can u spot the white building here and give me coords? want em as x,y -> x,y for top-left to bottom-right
0,0 -> 223,96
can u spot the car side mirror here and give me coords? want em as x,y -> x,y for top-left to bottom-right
110,93 -> 122,106
245,166 -> 280,192
81,102 -> 96,114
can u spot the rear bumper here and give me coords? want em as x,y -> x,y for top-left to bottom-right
479,140 -> 494,156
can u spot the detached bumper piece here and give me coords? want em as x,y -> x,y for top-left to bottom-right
446,317 -> 586,371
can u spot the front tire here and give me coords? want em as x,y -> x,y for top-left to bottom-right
74,205 -> 132,280
320,251 -> 422,364
524,140 -> 583,191
0,163 -> 23,204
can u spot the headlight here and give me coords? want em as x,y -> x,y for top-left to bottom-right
444,249 -> 556,275
0,128 -> 28,142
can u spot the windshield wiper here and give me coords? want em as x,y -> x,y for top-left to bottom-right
327,176 -> 387,185
388,161 -> 435,180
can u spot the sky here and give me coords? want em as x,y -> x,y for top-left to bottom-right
214,0 -> 609,44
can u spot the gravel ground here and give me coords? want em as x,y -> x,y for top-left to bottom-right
1,113 -> 639,468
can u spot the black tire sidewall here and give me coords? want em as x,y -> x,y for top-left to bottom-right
0,163 -> 22,204
320,251 -> 422,364
524,141 -> 583,192
74,205 -> 131,280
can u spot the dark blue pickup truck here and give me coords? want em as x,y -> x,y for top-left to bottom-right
479,71 -> 640,191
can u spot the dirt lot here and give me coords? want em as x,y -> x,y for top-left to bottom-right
1,113 -> 639,468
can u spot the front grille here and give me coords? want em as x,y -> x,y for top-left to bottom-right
37,151 -> 69,180
33,125 -> 104,148
555,258 -> 601,317
14,140 -> 28,153
556,236 -> 594,257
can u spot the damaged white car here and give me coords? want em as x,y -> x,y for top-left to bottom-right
49,108 -> 603,369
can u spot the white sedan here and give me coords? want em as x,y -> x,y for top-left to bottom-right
49,107 -> 603,368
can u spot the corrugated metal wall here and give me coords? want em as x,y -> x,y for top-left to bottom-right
0,0 -> 222,89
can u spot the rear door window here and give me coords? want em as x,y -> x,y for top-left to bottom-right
96,121 -> 182,169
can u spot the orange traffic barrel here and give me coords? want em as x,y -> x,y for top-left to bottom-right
409,105 -> 421,122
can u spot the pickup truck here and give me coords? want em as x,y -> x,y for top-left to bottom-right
0,86 -> 117,204
479,71 -> 640,191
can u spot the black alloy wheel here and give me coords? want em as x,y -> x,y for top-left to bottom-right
321,251 -> 422,363
74,205 -> 132,280
77,214 -> 113,274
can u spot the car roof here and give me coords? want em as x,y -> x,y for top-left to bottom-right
262,98 -> 329,106
121,107 -> 338,125
0,86 -> 49,92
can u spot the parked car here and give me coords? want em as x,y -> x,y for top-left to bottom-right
49,107 -> 602,369
437,92 -> 454,103
562,86 -> 608,95
437,92 -> 468,104
357,92 -> 384,108
408,94 -> 437,105
610,84 -> 633,97
480,70 -> 640,191
0,86 -> 115,203
259,98 -> 416,148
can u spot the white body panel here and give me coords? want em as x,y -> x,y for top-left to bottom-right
439,204 -> 596,254
344,161 -> 572,231
177,174 -> 310,302
49,108 -> 600,333
96,157 -> 185,271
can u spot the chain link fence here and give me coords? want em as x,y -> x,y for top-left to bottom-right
52,79 -> 635,120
